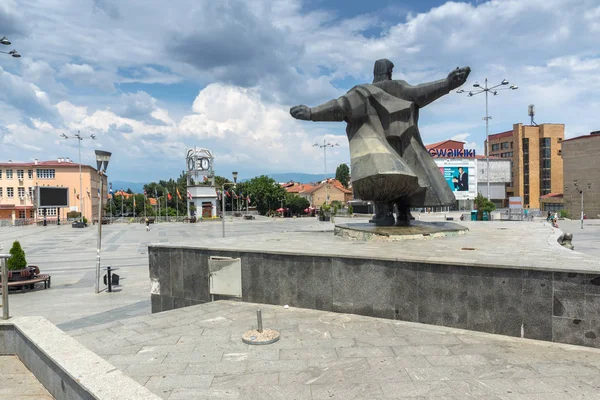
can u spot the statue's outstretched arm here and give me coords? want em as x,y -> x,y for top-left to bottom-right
290,90 -> 365,122
400,66 -> 470,108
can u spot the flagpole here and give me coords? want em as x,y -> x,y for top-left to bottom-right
133,194 -> 136,220
176,191 -> 179,222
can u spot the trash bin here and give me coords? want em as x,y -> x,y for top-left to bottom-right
483,211 -> 489,221
471,210 -> 477,221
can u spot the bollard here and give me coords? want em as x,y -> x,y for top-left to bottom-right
257,309 -> 263,333
1,254 -> 10,320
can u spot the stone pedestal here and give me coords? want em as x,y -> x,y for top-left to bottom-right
334,221 -> 468,241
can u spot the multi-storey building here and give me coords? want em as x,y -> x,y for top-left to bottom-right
0,158 -> 107,225
561,131 -> 600,219
486,123 -> 564,209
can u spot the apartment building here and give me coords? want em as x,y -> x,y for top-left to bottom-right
0,158 -> 107,225
486,123 -> 564,209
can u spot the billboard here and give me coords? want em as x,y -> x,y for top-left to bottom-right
509,197 -> 523,209
37,187 -> 69,208
440,166 -> 469,192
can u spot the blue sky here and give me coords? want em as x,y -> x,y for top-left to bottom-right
1,0 -> 599,182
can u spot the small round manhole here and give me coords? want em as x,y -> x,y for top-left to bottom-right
497,228 -> 508,230
461,247 -> 477,251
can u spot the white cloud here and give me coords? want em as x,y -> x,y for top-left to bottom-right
58,63 -> 115,91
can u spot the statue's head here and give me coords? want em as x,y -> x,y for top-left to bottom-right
373,59 -> 394,83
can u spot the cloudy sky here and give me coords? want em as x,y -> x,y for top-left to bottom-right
1,0 -> 599,182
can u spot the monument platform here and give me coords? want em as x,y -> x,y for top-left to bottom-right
148,218 -> 600,349
334,221 -> 468,241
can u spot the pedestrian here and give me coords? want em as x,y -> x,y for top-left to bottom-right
145,217 -> 150,231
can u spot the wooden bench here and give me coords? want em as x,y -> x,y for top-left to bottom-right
0,274 -> 51,293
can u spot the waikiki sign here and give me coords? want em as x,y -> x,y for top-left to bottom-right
428,148 -> 476,158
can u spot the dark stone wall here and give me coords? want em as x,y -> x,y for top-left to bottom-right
149,246 -> 600,348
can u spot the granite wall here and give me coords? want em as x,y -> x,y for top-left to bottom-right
149,246 -> 600,348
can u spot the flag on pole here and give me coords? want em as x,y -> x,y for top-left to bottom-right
154,189 -> 158,199
233,191 -> 238,199
176,188 -> 182,200
97,188 -> 100,198
133,196 -> 136,207
247,194 -> 251,204
167,191 -> 172,201
216,190 -> 221,201
144,189 -> 147,198
225,190 -> 231,197
187,190 -> 192,200
75,188 -> 79,200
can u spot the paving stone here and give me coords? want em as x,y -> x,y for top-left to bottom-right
162,349 -> 223,363
246,359 -> 308,373
425,354 -> 490,366
280,347 -> 338,360
380,381 -> 456,398
336,346 -> 394,358
210,372 -> 278,388
279,368 -> 345,385
310,383 -> 384,399
185,361 -> 249,376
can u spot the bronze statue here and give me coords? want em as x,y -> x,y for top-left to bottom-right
291,59 -> 470,226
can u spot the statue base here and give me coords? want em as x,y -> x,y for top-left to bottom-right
334,221 -> 468,241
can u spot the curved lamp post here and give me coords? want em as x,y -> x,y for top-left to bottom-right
0,36 -> 20,58
95,150 -> 111,294
457,78 -> 518,200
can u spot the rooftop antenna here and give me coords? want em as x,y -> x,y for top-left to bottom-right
528,104 -> 537,126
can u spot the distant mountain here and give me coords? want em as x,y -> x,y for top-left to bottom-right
109,181 -> 147,193
263,173 -> 332,184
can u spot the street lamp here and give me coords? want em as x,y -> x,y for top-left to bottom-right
313,139 -> 339,205
0,36 -> 20,58
61,131 -> 96,223
574,181 -> 591,229
221,171 -> 238,238
94,150 -> 111,294
457,78 -> 518,200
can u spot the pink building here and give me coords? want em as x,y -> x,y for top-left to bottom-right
0,158 -> 107,225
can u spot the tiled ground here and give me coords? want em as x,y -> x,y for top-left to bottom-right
0,356 -> 54,399
72,301 -> 600,400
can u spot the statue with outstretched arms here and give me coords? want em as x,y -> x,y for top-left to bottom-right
291,59 -> 470,226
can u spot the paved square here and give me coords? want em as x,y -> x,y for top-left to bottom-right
73,300 -> 600,400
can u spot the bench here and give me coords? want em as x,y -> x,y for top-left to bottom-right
183,216 -> 197,223
0,274 -> 51,293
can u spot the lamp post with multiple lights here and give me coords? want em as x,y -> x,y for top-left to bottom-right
457,79 -> 518,200
221,172 -> 238,238
61,132 -> 96,223
0,36 -> 20,58
94,150 -> 112,294
313,139 -> 339,205
574,181 -> 591,229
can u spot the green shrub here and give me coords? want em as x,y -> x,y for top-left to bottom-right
67,211 -> 81,220
82,216 -> 88,225
559,210 -> 570,219
7,240 -> 27,271
347,204 -> 354,215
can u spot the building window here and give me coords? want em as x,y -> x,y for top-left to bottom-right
539,138 -> 551,196
30,210 -> 35,218
501,142 -> 509,149
18,211 -> 25,219
491,144 -> 500,151
7,187 -> 14,198
17,169 -> 24,179
500,152 -> 513,158
0,188 -> 2,197
510,142 -> 513,149
523,138 -> 529,206
28,187 -> 34,198
38,208 -> 57,217
0,169 -> 2,179
28,169 -> 33,179
18,187 -> 25,198
37,169 -> 56,179
6,169 -> 13,179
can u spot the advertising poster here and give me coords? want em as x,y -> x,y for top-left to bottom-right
441,166 -> 469,192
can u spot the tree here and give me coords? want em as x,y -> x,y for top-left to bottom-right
474,193 -> 496,220
243,175 -> 286,215
285,193 -> 310,215
335,164 -> 350,188
7,240 -> 27,271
